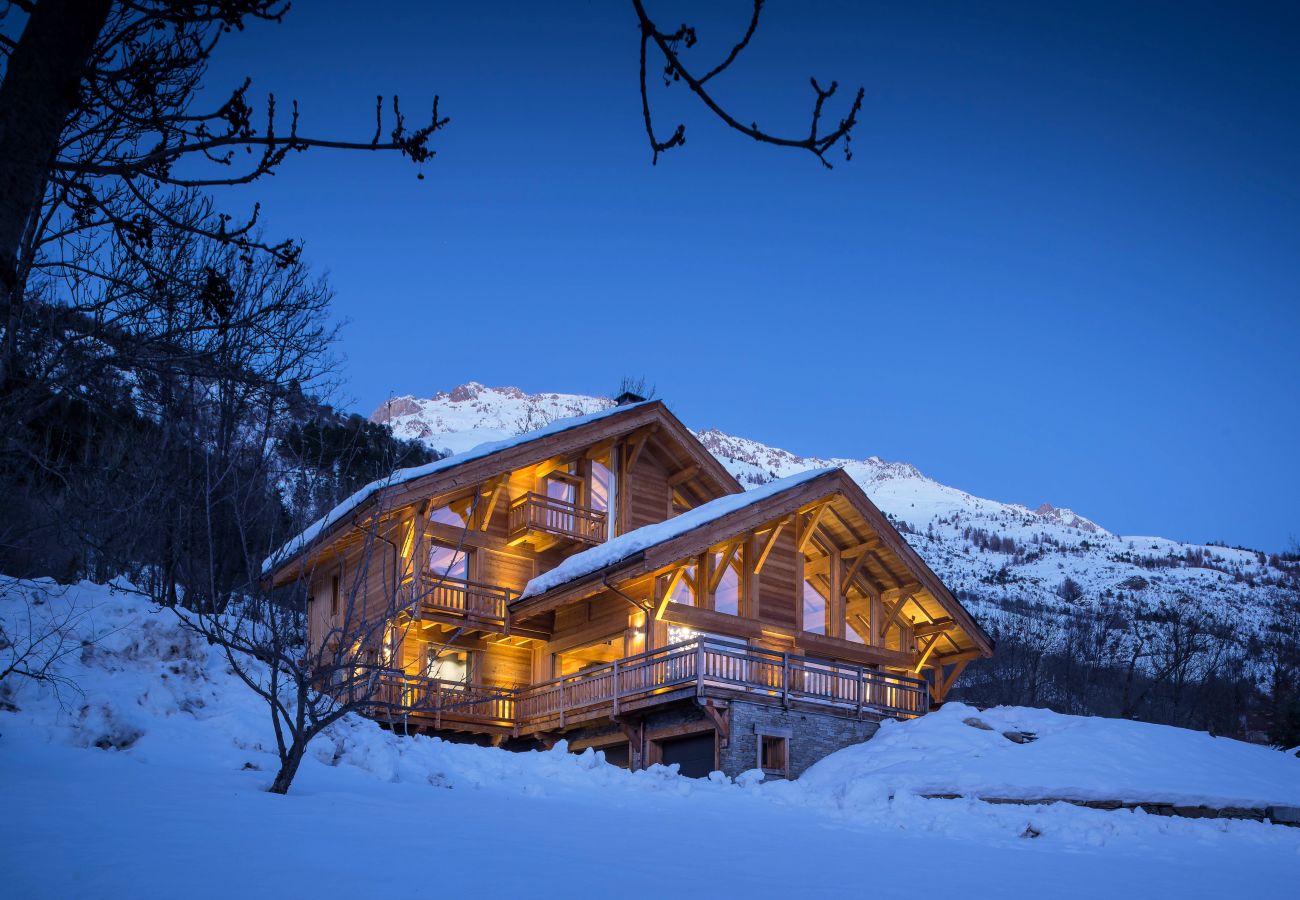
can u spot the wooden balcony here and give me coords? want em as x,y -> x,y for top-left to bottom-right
366,670 -> 516,732
375,638 -> 929,736
409,573 -> 516,627
508,492 -> 607,547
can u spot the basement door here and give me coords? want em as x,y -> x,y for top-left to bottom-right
658,733 -> 715,779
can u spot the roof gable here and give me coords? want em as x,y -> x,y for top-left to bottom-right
512,466 -> 993,656
263,400 -> 740,578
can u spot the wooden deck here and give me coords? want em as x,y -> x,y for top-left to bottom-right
370,638 -> 929,735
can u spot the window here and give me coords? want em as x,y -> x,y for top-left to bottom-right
802,578 -> 827,634
590,455 -> 616,537
330,574 -> 340,617
660,563 -> 697,607
711,548 -> 743,616
428,502 -> 470,528
544,462 -> 580,505
845,597 -> 870,644
426,646 -> 474,685
759,734 -> 789,777
427,543 -> 468,580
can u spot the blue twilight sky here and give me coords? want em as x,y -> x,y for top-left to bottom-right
203,1 -> 1299,551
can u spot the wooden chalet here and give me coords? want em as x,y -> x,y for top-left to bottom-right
265,400 -> 993,779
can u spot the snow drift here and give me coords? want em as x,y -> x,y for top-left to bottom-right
2,578 -> 1299,899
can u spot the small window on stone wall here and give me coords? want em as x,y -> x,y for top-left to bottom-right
759,734 -> 789,778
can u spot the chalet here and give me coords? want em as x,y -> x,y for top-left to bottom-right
264,400 -> 993,779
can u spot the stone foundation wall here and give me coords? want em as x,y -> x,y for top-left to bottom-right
722,701 -> 880,779
561,699 -> 882,779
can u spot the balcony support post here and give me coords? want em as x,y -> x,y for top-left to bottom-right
781,652 -> 790,707
612,658 -> 620,717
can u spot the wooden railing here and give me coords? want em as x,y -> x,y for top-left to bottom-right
378,638 -> 929,730
366,670 -> 515,727
411,573 -> 515,625
508,492 -> 607,545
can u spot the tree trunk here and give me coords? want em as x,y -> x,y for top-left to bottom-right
269,738 -> 307,795
0,0 -> 113,384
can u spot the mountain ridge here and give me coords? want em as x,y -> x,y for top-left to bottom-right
370,383 -> 1291,641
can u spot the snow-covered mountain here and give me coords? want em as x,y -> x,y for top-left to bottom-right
372,383 -> 1294,638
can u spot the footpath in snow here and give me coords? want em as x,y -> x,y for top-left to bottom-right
2,578 -> 1299,899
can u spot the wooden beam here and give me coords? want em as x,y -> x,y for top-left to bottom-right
934,658 -> 971,703
700,701 -> 730,747
667,463 -> 700,487
753,518 -> 790,574
655,566 -> 687,620
841,549 -> 868,593
478,477 -> 505,531
623,424 -> 658,472
707,540 -> 742,594
796,502 -> 831,554
913,617 -> 955,637
914,633 -> 942,673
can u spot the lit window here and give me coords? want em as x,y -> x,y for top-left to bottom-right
802,579 -> 827,634
426,646 -> 474,684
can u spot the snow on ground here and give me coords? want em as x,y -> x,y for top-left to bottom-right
800,703 -> 1300,809
2,578 -> 1298,899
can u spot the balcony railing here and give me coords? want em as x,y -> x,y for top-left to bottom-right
508,492 -> 607,545
365,670 -> 515,728
375,638 -> 929,731
410,573 -> 515,626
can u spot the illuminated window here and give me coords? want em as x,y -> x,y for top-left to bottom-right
712,548 -> 743,615
802,579 -> 827,634
426,646 -> 474,684
427,543 -> 468,580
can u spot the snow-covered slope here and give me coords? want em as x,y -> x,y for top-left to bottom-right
2,579 -> 1298,898
373,384 -> 1293,642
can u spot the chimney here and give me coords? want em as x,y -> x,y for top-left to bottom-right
614,391 -> 646,406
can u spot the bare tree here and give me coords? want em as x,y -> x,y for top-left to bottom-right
0,577 -> 91,707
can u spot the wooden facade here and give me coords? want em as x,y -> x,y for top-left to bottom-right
268,401 -> 993,776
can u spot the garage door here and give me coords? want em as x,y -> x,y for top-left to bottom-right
658,732 -> 715,779
601,742 -> 630,769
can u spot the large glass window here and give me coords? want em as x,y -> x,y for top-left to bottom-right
590,456 -> 616,537
802,579 -> 828,635
660,563 -> 697,607
712,549 -> 743,615
427,543 -> 468,580
429,502 -> 470,528
545,462 -> 580,505
426,645 -> 474,684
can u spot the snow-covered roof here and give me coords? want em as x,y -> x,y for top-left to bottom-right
263,402 -> 648,575
519,467 -> 836,600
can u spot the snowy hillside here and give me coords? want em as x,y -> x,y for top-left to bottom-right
2,578 -> 1298,898
373,384 -> 1294,644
